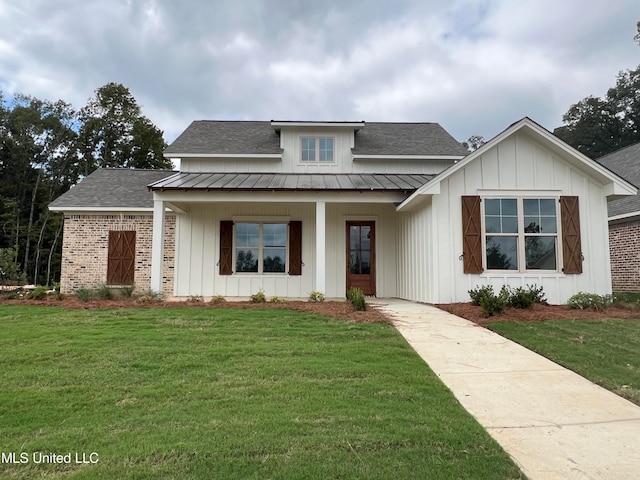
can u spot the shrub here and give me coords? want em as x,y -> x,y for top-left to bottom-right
26,286 -> 49,300
95,284 -> 114,300
75,288 -> 94,302
210,294 -> 227,304
308,291 -> 325,303
347,287 -> 366,311
269,296 -> 287,304
187,295 -> 204,303
250,289 -> 266,303
468,285 -> 495,306
119,285 -> 135,298
134,289 -> 164,304
567,292 -> 613,311
504,284 -> 546,309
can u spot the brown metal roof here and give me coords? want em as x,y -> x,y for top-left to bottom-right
149,172 -> 433,192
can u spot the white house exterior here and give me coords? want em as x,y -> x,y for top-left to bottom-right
50,118 -> 636,304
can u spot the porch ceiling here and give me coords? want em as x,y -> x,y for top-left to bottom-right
149,172 -> 433,192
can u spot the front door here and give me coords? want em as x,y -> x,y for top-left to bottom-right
346,221 -> 376,296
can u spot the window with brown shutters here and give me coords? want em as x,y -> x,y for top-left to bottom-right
219,221 -> 234,275
288,221 -> 302,275
560,196 -> 583,274
461,196 -> 483,273
107,231 -> 136,285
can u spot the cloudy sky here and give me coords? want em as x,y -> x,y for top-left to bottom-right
0,0 -> 638,145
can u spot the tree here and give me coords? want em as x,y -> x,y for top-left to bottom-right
77,82 -> 171,175
555,26 -> 640,158
461,135 -> 486,152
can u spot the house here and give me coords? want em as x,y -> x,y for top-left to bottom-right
49,118 -> 637,304
597,142 -> 640,292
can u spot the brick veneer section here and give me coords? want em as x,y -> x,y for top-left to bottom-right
609,219 -> 640,292
60,214 -> 175,295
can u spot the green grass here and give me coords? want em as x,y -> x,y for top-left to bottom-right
487,318 -> 640,405
0,306 -> 524,479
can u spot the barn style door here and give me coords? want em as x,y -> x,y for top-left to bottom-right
107,231 -> 136,285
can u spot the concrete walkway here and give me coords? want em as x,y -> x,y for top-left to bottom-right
372,298 -> 640,480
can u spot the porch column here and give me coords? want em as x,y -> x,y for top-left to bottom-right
150,199 -> 165,294
315,201 -> 326,294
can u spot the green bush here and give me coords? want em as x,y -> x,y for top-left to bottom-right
75,288 -> 94,302
567,292 -> 613,311
347,287 -> 366,311
95,284 -> 114,300
308,291 -> 325,303
469,285 -> 506,316
468,285 -> 495,306
269,296 -> 287,304
504,284 -> 546,309
134,289 -> 164,303
25,286 -> 49,300
250,289 -> 266,303
119,285 -> 135,298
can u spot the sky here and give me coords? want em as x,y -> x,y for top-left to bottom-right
0,0 -> 638,146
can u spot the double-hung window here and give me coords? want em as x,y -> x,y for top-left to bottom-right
300,137 -> 334,162
484,198 -> 558,272
235,223 -> 287,273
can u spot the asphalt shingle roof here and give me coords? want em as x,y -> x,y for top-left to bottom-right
164,120 -> 467,157
597,142 -> 640,218
49,168 -> 176,210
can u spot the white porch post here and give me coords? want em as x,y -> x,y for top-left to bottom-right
315,201 -> 326,294
150,199 -> 165,294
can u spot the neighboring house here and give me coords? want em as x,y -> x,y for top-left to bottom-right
597,142 -> 640,292
49,118 -> 636,304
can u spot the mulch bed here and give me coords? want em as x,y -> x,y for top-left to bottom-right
0,296 -> 393,324
437,302 -> 640,325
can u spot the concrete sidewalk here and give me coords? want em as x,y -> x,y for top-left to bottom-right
372,299 -> 640,480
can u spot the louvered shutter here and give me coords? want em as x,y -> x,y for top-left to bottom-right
560,196 -> 583,274
461,196 -> 483,274
107,231 -> 136,285
219,221 -> 234,275
288,221 -> 302,275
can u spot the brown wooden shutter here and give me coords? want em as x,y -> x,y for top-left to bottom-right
219,221 -> 234,275
560,196 -> 583,274
461,196 -> 483,274
288,221 -> 302,275
107,231 -> 136,285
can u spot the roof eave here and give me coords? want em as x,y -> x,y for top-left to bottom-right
163,153 -> 283,159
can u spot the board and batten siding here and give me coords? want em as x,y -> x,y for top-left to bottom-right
396,131 -> 613,305
173,201 -> 398,298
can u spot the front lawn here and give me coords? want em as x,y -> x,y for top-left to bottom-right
487,318 -> 640,405
0,306 -> 524,479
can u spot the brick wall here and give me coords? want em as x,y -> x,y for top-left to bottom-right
608,219 -> 640,292
60,213 -> 175,296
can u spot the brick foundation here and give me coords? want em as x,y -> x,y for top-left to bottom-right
60,213 -> 175,296
608,219 -> 640,292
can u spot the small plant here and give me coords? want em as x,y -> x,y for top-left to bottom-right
269,296 -> 287,304
567,292 -> 613,311
250,289 -> 266,303
504,284 -> 546,309
119,285 -> 135,298
347,287 -> 366,311
26,286 -> 49,300
134,289 -> 164,304
469,285 -> 506,316
468,285 -> 495,306
210,294 -> 227,304
308,291 -> 325,303
95,283 -> 114,300
187,295 -> 204,303
75,287 -> 95,302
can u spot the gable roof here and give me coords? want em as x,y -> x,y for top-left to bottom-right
164,120 -> 467,158
49,168 -> 176,211
596,142 -> 640,219
397,117 -> 638,212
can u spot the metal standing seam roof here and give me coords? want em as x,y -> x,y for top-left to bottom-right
148,172 -> 434,191
597,142 -> 640,218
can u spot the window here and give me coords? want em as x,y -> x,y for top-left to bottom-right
484,198 -> 558,271
235,223 -> 287,273
300,137 -> 334,162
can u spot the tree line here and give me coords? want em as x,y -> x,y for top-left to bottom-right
0,82 -> 171,286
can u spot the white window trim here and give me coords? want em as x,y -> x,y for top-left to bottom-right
299,136 -> 336,164
233,221 -> 289,275
481,196 -> 563,274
